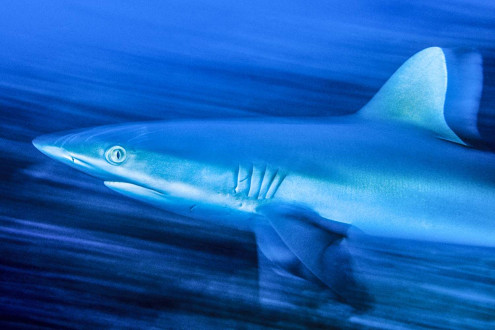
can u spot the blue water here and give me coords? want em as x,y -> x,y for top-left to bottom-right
1,0 -> 495,328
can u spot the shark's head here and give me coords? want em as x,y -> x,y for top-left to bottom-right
33,125 -> 133,181
33,122 -> 247,223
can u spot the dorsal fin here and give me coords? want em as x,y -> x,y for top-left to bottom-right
359,47 -> 483,145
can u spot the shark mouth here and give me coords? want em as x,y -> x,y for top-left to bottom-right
104,181 -> 167,201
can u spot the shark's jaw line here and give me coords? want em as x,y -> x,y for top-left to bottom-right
103,179 -> 259,221
104,181 -> 166,199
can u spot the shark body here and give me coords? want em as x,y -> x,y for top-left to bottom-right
33,47 -> 494,309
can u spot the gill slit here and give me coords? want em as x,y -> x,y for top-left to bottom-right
234,163 -> 285,200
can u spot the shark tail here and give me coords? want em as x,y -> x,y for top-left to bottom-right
359,47 -> 483,146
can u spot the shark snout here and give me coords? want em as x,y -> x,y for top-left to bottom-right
33,133 -> 74,162
32,133 -> 99,176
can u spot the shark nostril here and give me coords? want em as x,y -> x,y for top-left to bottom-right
72,157 -> 94,169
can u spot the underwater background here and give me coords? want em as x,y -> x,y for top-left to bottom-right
1,0 -> 495,328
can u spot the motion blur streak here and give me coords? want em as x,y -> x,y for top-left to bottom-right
1,0 -> 495,328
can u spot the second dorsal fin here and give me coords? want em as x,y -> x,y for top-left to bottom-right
359,47 -> 483,145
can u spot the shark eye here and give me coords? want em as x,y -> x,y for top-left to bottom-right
105,146 -> 126,165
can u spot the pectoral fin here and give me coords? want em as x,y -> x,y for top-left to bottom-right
254,202 -> 372,311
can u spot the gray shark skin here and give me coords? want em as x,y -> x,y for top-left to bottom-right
33,47 -> 494,310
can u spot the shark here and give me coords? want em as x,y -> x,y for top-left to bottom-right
33,47 -> 494,310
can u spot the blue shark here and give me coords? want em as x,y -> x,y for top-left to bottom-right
33,47 -> 494,309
